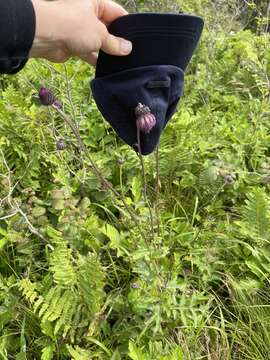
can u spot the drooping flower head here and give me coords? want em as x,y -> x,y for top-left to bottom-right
56,139 -> 65,151
38,87 -> 55,106
135,103 -> 156,134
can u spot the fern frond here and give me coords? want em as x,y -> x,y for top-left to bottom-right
19,279 -> 39,304
42,287 -> 63,322
20,278 -> 79,338
62,294 -> 79,337
33,297 -> 44,314
77,254 -> 105,317
47,226 -> 77,287
54,290 -> 78,336
239,187 -> 270,246
66,344 -> 92,360
41,344 -> 55,360
19,255 -> 105,341
38,287 -> 59,318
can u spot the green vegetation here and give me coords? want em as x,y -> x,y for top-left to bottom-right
0,0 -> 270,359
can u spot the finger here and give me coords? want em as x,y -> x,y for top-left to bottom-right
99,0 -> 128,25
101,33 -> 132,56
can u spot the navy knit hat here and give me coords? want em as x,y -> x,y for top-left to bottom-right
91,13 -> 204,155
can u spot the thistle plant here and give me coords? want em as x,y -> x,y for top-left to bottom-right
134,102 -> 158,242
38,88 -> 161,246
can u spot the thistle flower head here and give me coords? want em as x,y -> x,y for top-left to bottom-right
135,103 -> 156,134
131,283 -> 139,289
38,87 -> 55,106
224,173 -> 236,184
56,139 -> 65,151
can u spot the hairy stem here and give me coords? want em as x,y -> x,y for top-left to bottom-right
53,105 -> 147,242
136,127 -> 155,243
155,143 -> 161,237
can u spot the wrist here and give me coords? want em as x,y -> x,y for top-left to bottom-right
30,0 -> 66,58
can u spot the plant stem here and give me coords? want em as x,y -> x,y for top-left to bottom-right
136,127 -> 155,243
53,105 -> 147,243
155,143 -> 161,237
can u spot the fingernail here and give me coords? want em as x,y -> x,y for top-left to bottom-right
120,39 -> 132,54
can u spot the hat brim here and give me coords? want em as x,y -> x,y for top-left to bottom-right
95,13 -> 204,77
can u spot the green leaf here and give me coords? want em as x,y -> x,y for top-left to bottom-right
51,199 -> 65,210
15,317 -> 26,360
41,345 -> 55,360
128,342 -> 147,360
131,177 -> 142,203
66,345 -> 91,360
111,349 -> 122,360
161,347 -> 184,360
32,206 -> 46,218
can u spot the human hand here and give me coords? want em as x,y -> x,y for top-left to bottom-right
30,0 -> 132,65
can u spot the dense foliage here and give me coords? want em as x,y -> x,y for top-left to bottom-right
0,0 -> 270,359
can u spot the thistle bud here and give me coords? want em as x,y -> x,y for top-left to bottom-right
56,139 -> 65,151
224,173 -> 236,184
116,156 -> 125,166
38,87 -> 55,106
135,103 -> 156,134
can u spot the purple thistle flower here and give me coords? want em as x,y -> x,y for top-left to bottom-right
224,173 -> 236,184
38,87 -> 55,106
56,139 -> 65,151
136,113 -> 156,133
135,103 -> 156,134
131,283 -> 139,289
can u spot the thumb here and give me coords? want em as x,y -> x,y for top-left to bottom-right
101,33 -> 132,56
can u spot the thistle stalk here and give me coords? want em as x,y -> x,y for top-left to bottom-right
52,104 -> 147,243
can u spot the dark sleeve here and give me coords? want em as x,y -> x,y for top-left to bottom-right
0,0 -> 36,74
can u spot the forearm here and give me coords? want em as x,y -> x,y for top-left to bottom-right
1,0 -> 131,73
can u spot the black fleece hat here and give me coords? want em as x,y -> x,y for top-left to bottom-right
91,13 -> 204,155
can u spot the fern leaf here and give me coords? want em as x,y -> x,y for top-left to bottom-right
128,342 -> 146,360
77,254 -> 105,317
54,290 -> 77,336
39,287 -> 59,318
62,294 -> 79,338
66,345 -> 91,360
47,226 -> 77,287
41,345 -> 55,360
33,297 -> 44,314
19,279 -> 39,304
42,287 -> 63,322
239,187 -> 270,246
